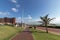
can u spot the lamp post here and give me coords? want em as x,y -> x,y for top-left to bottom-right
21,1 -> 24,28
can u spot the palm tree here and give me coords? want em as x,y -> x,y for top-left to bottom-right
40,14 -> 55,33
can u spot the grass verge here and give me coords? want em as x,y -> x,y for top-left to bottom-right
30,28 -> 60,40
0,25 -> 23,40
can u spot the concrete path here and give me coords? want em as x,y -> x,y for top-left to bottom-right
37,27 -> 60,35
11,27 -> 34,40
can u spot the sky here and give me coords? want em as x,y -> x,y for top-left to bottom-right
0,0 -> 60,24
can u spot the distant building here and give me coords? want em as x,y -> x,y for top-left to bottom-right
0,17 -> 15,25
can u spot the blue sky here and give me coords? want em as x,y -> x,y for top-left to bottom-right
0,0 -> 60,24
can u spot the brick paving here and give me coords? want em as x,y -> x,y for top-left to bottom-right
11,27 -> 34,40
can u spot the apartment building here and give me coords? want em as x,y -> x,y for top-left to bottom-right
0,17 -> 15,25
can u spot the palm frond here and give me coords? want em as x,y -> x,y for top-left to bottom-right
40,17 -> 45,22
40,14 -> 55,24
48,18 -> 55,22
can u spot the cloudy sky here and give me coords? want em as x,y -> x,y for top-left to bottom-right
0,0 -> 60,24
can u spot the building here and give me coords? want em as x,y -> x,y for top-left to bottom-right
0,17 -> 15,25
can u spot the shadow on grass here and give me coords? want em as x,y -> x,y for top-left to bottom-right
18,27 -> 46,34
30,30 -> 46,33
22,29 -> 46,34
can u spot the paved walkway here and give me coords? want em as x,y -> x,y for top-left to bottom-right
37,27 -> 60,35
11,27 -> 34,40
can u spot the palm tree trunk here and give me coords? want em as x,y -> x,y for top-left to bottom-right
45,23 -> 48,33
46,27 -> 48,33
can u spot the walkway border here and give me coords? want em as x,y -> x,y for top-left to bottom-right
9,32 -> 21,40
9,27 -> 25,40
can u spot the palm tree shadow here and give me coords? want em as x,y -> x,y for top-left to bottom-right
30,30 -> 46,33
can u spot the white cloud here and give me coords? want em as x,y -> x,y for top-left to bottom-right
11,0 -> 17,3
28,15 -> 32,19
34,19 -> 41,21
50,17 -> 60,24
17,17 -> 21,20
16,15 -> 32,23
0,12 -> 10,16
16,17 -> 22,23
11,0 -> 20,12
12,8 -> 18,12
23,15 -> 32,20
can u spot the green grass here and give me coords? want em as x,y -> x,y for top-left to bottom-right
30,28 -> 60,40
0,25 -> 23,40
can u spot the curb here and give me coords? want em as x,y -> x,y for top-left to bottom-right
9,29 -> 25,40
9,32 -> 21,40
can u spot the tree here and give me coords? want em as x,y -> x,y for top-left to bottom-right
40,14 -> 55,33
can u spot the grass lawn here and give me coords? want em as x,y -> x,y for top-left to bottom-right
30,28 -> 60,40
0,25 -> 23,40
